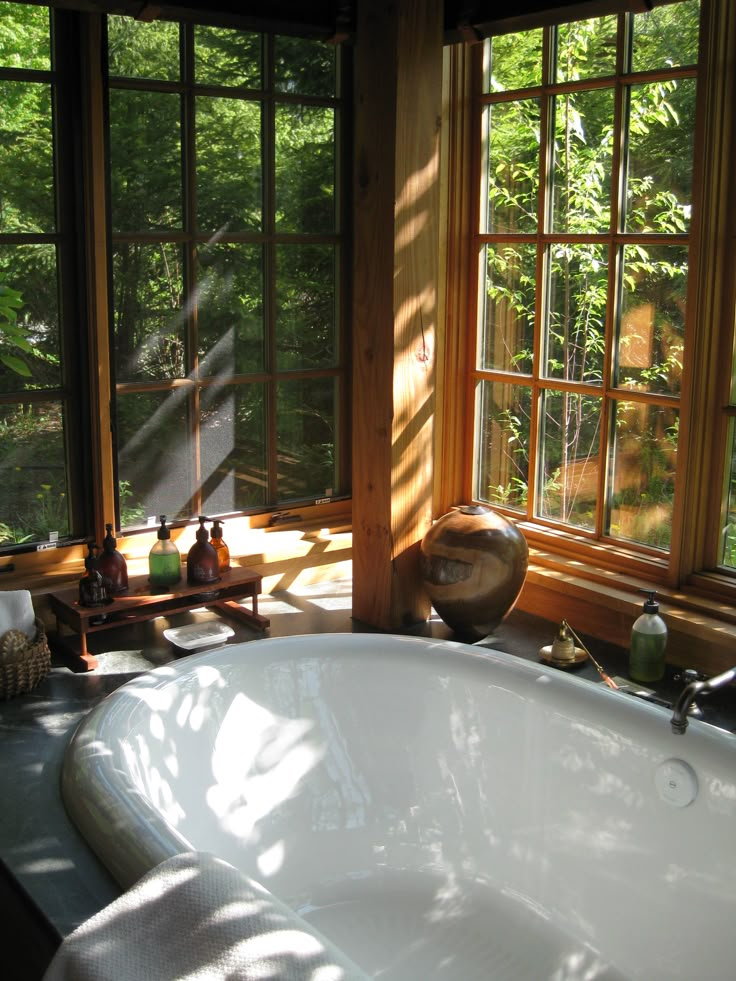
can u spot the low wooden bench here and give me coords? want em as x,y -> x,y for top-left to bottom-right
48,565 -> 270,670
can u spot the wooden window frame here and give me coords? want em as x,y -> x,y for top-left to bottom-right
0,5 -> 352,589
439,0 -> 736,663
106,19 -> 351,530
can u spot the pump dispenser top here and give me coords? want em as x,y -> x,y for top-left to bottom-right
148,515 -> 182,588
628,588 -> 667,683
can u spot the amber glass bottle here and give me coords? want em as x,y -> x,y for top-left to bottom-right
210,519 -> 230,573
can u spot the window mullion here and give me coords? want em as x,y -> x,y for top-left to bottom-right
597,15 -> 628,541
181,22 -> 201,517
528,26 -> 555,524
263,34 -> 279,506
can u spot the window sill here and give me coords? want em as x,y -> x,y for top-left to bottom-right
518,547 -> 736,676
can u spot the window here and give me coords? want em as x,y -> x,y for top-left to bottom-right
0,3 -> 86,549
0,2 -> 349,557
107,17 -> 348,530
471,2 -> 701,563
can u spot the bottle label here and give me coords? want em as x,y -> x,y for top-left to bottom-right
629,632 -> 667,683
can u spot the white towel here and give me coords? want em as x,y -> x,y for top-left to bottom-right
0,589 -> 36,639
42,851 -> 370,981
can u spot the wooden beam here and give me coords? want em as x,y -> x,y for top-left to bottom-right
80,14 -> 116,541
352,0 -> 443,629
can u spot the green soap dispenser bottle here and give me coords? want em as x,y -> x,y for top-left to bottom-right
148,515 -> 182,588
629,589 -> 667,683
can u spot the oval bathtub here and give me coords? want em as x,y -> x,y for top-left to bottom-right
62,633 -> 735,980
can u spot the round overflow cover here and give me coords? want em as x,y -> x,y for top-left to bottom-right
655,758 -> 699,807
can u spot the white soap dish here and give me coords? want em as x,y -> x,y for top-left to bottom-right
163,621 -> 234,650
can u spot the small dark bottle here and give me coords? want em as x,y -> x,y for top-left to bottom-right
79,543 -> 110,607
186,516 -> 220,585
97,523 -> 129,594
210,519 -> 230,573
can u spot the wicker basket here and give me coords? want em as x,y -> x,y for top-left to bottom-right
0,618 -> 51,700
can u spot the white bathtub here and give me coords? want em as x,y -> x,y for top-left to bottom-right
62,633 -> 735,980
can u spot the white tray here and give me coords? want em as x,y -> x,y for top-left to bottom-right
163,621 -> 234,650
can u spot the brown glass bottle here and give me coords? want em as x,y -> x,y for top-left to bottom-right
97,523 -> 129,594
186,516 -> 220,585
210,519 -> 230,573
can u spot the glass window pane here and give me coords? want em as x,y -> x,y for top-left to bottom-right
200,382 -> 266,514
485,100 -> 539,234
274,36 -> 335,97
196,96 -> 262,233
275,104 -> 335,234
617,244 -> 687,395
277,377 -> 336,501
112,244 -> 185,383
0,401 -> 69,545
0,80 -> 54,233
720,419 -> 736,569
479,243 -> 536,373
486,30 -> 543,92
276,245 -> 336,370
195,26 -> 261,87
0,3 -> 50,70
0,244 -> 60,393
538,390 -> 601,530
556,17 -> 618,82
107,16 -> 180,81
607,400 -> 677,549
631,0 -> 700,72
551,88 -> 614,233
117,389 -> 193,524
625,79 -> 696,234
545,243 -> 608,384
197,243 -> 264,376
474,380 -> 530,511
109,90 -> 182,231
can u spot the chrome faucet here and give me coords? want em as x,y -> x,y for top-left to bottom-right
670,666 -> 736,734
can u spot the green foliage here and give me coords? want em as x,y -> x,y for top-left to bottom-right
118,479 -> 145,528
0,283 -> 29,376
0,481 -> 68,546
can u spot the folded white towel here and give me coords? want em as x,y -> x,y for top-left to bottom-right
0,589 -> 36,639
42,851 -> 370,981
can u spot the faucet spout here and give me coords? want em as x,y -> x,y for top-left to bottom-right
670,666 -> 736,734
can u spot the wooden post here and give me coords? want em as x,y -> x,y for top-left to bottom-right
352,0 -> 443,629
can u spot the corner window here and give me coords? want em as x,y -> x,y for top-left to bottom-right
472,1 -> 700,555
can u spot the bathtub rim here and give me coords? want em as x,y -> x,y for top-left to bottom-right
60,630 -> 729,893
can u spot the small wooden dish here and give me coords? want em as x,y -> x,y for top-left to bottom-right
539,645 -> 589,669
